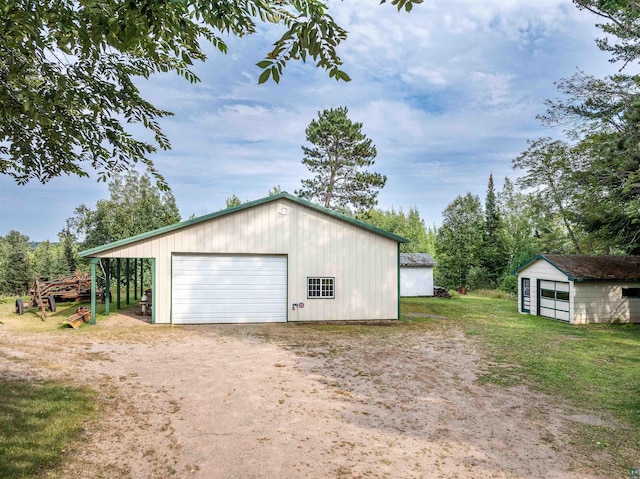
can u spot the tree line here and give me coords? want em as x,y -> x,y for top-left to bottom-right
0,106 -> 436,296
2,0 -> 639,296
0,171 -> 181,296
432,2 -> 640,291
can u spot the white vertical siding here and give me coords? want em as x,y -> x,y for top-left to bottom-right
573,282 -> 640,324
400,267 -> 434,296
93,199 -> 399,324
517,259 -> 574,322
517,259 -> 640,324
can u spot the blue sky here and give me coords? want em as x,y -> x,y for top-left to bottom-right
0,0 -> 621,241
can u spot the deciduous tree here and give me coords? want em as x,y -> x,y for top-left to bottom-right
364,207 -> 436,254
225,194 -> 244,209
513,137 -> 585,253
68,171 -> 181,251
1,0 -> 421,188
496,177 -> 538,291
434,194 -> 483,290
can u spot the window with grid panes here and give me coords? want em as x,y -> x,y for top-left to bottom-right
307,277 -> 335,298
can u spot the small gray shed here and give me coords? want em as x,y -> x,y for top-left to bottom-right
515,254 -> 640,324
400,253 -> 436,297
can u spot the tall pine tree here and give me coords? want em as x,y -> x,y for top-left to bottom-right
2,231 -> 32,295
296,107 -> 386,215
479,174 -> 508,288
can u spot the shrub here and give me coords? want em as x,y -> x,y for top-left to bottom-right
467,266 -> 495,291
501,273 -> 518,295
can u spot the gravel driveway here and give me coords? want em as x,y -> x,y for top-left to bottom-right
1,313 -> 613,478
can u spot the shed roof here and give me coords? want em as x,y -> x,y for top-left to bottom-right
515,254 -> 640,282
400,253 -> 436,267
80,192 -> 410,257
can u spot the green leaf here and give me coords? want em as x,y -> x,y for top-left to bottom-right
258,68 -> 271,84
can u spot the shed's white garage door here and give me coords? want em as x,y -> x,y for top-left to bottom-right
538,280 -> 570,321
171,255 -> 287,324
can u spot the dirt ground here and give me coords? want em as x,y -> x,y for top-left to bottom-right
0,312 -> 617,479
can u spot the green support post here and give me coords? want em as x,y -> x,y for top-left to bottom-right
126,258 -> 130,305
151,258 -> 156,324
141,260 -> 144,295
91,259 -> 99,325
116,258 -> 121,309
134,259 -> 138,300
105,258 -> 110,316
397,243 -> 401,320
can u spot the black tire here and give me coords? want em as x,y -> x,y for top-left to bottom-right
15,298 -> 24,315
47,295 -> 57,312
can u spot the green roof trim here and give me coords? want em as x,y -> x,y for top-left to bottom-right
514,253 -> 640,282
79,192 -> 410,257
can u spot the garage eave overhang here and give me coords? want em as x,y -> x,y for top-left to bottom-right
79,192 -> 410,258
513,254 -> 640,282
573,277 -> 640,283
512,254 -> 573,280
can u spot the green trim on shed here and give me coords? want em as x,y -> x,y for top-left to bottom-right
397,243 -> 401,320
513,254 -> 640,283
79,192 -> 409,257
513,254 -> 574,279
151,258 -> 156,324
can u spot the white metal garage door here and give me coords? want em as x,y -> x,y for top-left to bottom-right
538,280 -> 570,321
171,255 -> 287,324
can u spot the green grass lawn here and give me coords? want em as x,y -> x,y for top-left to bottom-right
0,298 -> 97,479
0,380 -> 95,478
402,294 -> 640,463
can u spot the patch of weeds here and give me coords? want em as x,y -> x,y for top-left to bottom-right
335,465 -> 353,478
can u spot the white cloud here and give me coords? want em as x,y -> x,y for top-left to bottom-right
1,0 -> 625,239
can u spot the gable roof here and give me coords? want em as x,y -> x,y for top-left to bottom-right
79,192 -> 409,257
515,254 -> 640,282
400,253 -> 436,267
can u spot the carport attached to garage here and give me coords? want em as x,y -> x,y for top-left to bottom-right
171,254 -> 287,324
79,192 -> 408,325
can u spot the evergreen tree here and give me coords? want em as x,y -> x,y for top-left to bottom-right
479,174 -> 508,288
59,228 -> 77,274
296,107 -> 386,215
2,231 -> 32,295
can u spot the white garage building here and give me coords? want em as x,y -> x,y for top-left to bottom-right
80,193 -> 409,324
515,254 -> 640,324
